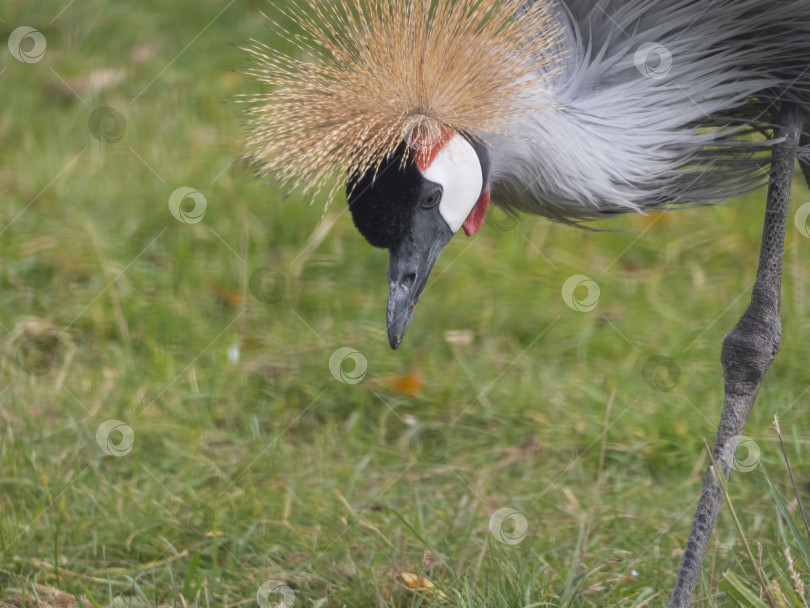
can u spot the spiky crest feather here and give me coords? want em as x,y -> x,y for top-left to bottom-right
239,0 -> 563,202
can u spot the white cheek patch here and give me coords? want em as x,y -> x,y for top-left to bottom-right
419,135 -> 483,234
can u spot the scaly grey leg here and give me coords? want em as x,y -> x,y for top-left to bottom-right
668,104 -> 804,607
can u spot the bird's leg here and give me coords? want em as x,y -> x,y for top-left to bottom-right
668,105 -> 805,608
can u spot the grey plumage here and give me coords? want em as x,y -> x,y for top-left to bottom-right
490,0 -> 810,223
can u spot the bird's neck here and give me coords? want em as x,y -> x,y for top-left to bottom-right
485,105 -> 645,221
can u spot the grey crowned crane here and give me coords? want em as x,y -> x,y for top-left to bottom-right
241,0 -> 810,604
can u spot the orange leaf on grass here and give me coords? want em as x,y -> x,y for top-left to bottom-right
400,572 -> 448,599
391,371 -> 423,397
210,285 -> 243,307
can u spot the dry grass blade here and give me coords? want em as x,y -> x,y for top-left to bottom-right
773,415 -> 810,539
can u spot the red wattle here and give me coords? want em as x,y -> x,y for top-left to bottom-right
462,190 -> 490,236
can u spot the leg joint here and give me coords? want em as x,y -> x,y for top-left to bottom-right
720,307 -> 781,388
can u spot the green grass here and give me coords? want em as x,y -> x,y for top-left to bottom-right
2,1 -> 810,606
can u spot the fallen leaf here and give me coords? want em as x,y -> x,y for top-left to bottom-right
210,285 -> 243,306
391,371 -> 422,397
399,572 -> 448,599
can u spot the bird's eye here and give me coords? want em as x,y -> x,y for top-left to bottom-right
421,187 -> 442,209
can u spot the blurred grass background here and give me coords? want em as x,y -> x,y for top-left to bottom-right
1,0 -> 810,606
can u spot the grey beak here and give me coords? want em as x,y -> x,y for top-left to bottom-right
386,205 -> 454,349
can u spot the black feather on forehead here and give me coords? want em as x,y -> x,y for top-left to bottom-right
347,144 -> 423,249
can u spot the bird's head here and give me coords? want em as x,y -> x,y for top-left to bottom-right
347,128 -> 491,349
241,0 -> 559,349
